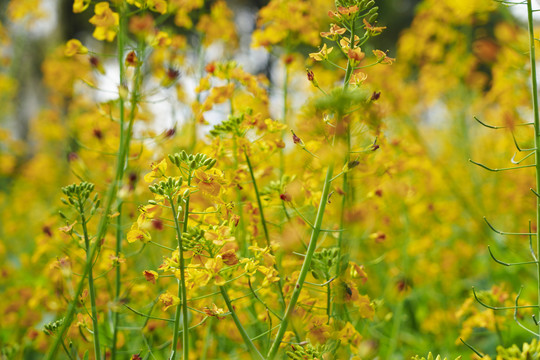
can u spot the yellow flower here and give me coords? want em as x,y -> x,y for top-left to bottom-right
347,47 -> 365,62
373,49 -> 395,64
159,292 -> 180,311
148,0 -> 167,14
73,0 -> 90,13
64,39 -> 88,57
203,303 -> 226,319
127,224 -> 151,243
89,2 -> 119,42
320,24 -> 347,40
143,270 -> 158,284
309,43 -> 333,61
193,168 -> 224,198
204,226 -> 235,246
144,159 -> 167,183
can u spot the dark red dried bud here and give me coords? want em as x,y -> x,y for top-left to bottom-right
125,51 -> 138,67
128,172 -> 137,184
291,130 -> 303,147
205,62 -> 216,74
93,128 -> 103,140
374,189 -> 383,197
397,278 -> 411,293
131,354 -> 143,360
372,144 -> 380,151
280,193 -> 292,202
89,56 -> 99,67
306,69 -> 315,82
164,128 -> 176,138
284,54 -> 294,65
151,219 -> 164,231
42,226 -> 52,237
68,152 -> 79,162
371,91 -> 381,101
166,68 -> 180,81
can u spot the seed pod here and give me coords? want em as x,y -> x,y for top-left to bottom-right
205,159 -> 217,170
368,12 -> 378,23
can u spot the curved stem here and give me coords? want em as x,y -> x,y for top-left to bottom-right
267,163 -> 335,359
45,4 -> 133,357
220,286 -> 265,360
527,0 -> 540,337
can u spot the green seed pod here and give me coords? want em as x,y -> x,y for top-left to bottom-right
365,0 -> 375,9
368,12 -> 378,23
168,154 -> 176,165
182,189 -> 190,198
205,158 -> 217,170
61,198 -> 69,206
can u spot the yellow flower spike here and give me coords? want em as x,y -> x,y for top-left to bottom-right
73,0 -> 90,13
64,39 -> 88,57
309,43 -> 333,61
159,292 -> 180,311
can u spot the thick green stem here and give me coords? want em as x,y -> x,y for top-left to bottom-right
79,207 -> 101,360
233,136 -> 247,257
169,174 -> 192,360
526,0 -> 540,337
45,5 -> 132,357
267,163 -> 335,359
220,286 -> 265,360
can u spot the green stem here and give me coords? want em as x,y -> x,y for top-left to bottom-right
526,0 -> 540,338
245,149 -> 288,313
111,202 -> 122,360
280,61 -> 290,178
343,18 -> 356,89
244,150 -> 270,247
45,6 -> 132,357
169,173 -> 192,360
79,205 -> 101,360
267,163 -> 335,359
233,136 -> 247,257
220,286 -> 265,360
